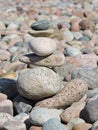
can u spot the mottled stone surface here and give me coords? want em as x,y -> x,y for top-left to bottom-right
17,67 -> 64,100
35,78 -> 88,109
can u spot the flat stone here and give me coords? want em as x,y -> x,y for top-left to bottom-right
17,67 -> 64,100
19,51 -> 65,67
29,37 -> 57,56
31,20 -> 50,31
30,108 -> 63,125
35,78 -> 88,109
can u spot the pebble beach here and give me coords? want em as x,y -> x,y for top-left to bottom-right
0,0 -> 98,129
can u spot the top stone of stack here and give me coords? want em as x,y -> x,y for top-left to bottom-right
29,37 -> 57,56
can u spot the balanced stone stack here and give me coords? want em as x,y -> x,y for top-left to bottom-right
19,37 -> 65,67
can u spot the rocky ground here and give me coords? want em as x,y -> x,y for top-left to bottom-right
0,0 -> 98,130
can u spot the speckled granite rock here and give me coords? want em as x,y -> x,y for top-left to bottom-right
35,78 -> 88,109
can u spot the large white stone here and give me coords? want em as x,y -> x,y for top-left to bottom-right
17,67 -> 64,100
29,37 -> 57,56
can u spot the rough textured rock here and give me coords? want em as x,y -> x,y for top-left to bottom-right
17,67 -> 64,100
19,52 -> 65,67
42,118 -> 67,130
30,108 -> 63,125
71,68 -> 98,89
35,78 -> 88,109
29,37 -> 57,56
61,98 -> 86,123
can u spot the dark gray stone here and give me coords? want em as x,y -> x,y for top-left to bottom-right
0,78 -> 18,99
83,98 -> 98,123
31,20 -> 50,31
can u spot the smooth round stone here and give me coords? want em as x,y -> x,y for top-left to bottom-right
35,78 -> 88,109
30,108 -> 63,125
63,30 -> 74,42
19,52 -> 65,67
42,118 -> 67,130
17,67 -> 64,100
29,29 -> 64,40
29,37 -> 57,56
64,46 -> 81,57
31,20 -> 50,31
